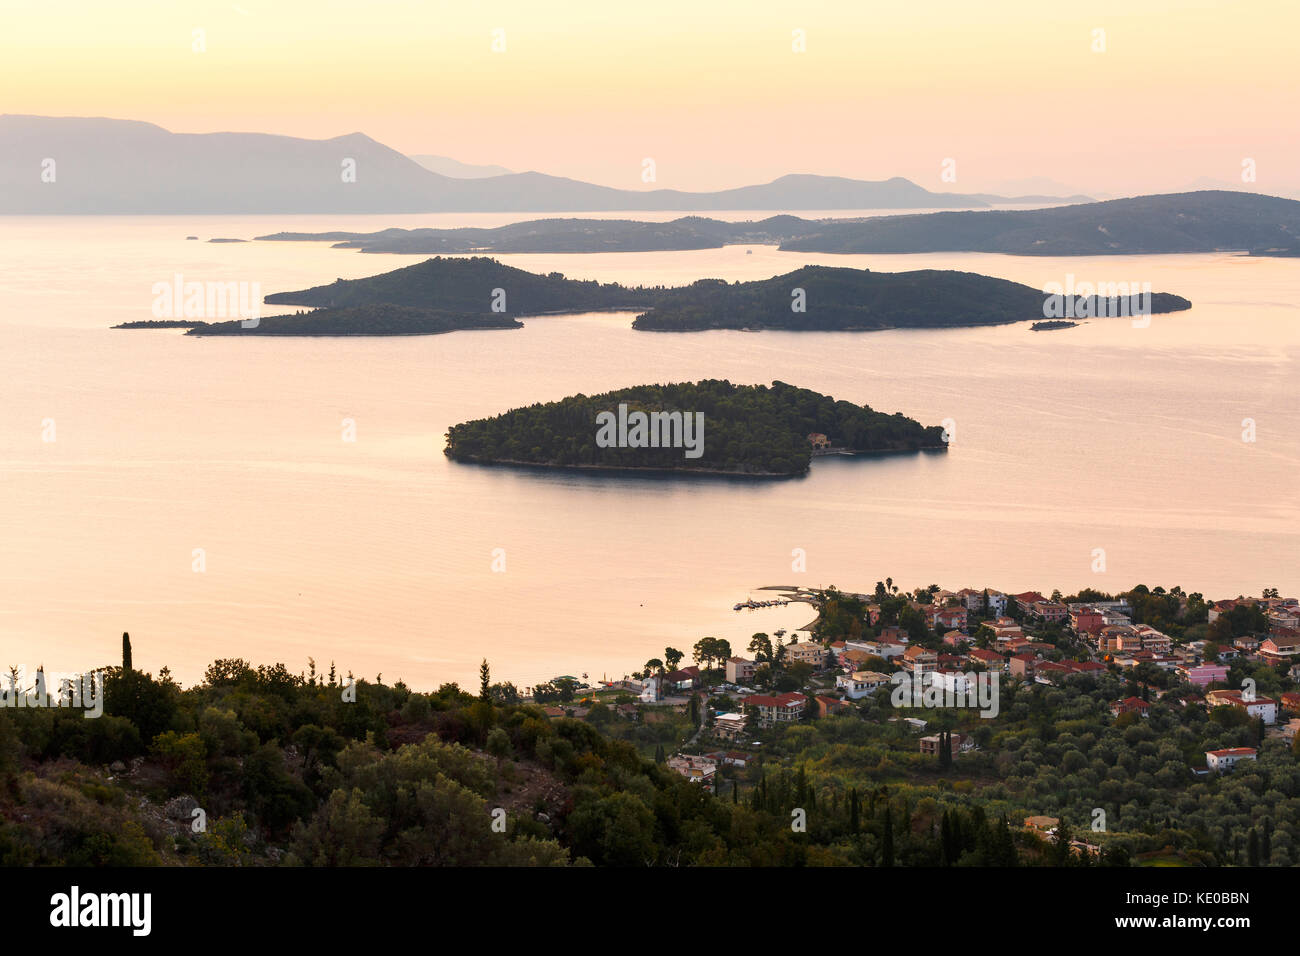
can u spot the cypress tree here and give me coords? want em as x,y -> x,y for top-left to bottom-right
121,632 -> 132,671
479,659 -> 491,700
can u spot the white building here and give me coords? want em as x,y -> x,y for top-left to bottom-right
836,670 -> 890,700
1206,748 -> 1257,773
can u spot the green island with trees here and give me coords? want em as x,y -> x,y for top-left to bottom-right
262,257 -> 1190,334
443,380 -> 946,477
630,266 -> 1188,331
114,305 -> 522,336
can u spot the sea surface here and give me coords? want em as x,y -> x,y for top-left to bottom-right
1,211 -> 1296,690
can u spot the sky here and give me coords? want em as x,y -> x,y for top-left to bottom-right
2,0 -> 1297,195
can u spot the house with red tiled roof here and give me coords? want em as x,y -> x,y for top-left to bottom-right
879,626 -> 910,645
1205,689 -> 1278,724
1035,661 -> 1070,677
1066,660 -> 1107,674
1111,696 -> 1151,718
813,695 -> 852,718
968,648 -> 1005,671
742,692 -> 807,728
725,657 -> 756,684
1260,634 -> 1300,665
1206,747 -> 1256,773
902,645 -> 938,677
927,605 -> 969,632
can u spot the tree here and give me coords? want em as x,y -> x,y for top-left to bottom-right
121,632 -> 132,671
479,660 -> 491,701
1052,820 -> 1073,867
748,633 -> 773,663
486,727 -> 511,769
664,647 -> 684,670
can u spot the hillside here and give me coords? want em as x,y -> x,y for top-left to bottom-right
779,191 -> 1300,255
264,256 -> 659,314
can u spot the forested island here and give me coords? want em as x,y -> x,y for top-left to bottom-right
115,306 -> 522,336
631,266 -> 1189,331
256,215 -> 818,254
264,256 -> 659,313
444,380 -> 945,476
267,258 -> 1190,333
778,191 -> 1300,255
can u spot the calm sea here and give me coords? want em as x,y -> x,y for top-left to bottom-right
1,211 -> 1296,690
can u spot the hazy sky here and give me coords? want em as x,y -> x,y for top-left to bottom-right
3,0 -> 1297,195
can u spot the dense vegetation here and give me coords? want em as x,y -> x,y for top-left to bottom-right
443,380 -> 945,476
184,305 -> 521,336
0,648 -> 849,867
780,190 -> 1300,255
631,266 -> 1187,331
266,257 -> 1188,334
264,256 -> 660,313
744,670 -> 1299,867
257,215 -> 817,254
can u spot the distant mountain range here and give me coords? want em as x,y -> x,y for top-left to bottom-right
778,191 -> 1300,256
0,115 -> 1087,214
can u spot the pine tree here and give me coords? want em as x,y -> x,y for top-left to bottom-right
480,659 -> 491,700
121,632 -> 132,671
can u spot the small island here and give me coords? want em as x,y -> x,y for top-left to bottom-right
444,380 -> 946,477
1030,320 -> 1078,331
115,305 -> 522,336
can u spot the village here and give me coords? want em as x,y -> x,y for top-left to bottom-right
527,583 -> 1300,850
